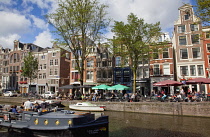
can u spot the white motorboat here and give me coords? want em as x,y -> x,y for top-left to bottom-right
69,102 -> 105,112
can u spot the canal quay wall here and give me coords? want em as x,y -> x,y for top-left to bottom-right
66,101 -> 210,117
1,97 -> 210,117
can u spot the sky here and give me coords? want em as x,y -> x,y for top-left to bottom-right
0,0 -> 196,49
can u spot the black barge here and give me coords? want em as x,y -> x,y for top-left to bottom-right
0,109 -> 109,137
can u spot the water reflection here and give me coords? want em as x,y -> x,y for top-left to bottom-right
105,111 -> 210,137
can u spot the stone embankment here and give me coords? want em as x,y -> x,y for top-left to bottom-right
66,101 -> 210,117
1,97 -> 210,117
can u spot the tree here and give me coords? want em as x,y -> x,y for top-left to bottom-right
195,0 -> 210,25
22,52 -> 39,92
111,13 -> 165,93
46,0 -> 109,87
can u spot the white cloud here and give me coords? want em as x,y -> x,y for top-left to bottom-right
0,11 -> 32,48
100,0 -> 191,39
0,34 -> 21,48
0,0 -> 16,5
30,15 -> 48,30
33,30 -> 54,48
0,11 -> 31,35
22,0 -> 57,10
0,0 -> 193,49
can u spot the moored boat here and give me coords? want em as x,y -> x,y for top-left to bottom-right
32,99 -> 62,107
0,109 -> 109,137
69,102 -> 106,112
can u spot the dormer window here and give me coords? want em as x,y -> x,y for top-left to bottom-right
41,55 -> 45,60
52,52 -> 56,57
184,14 -> 190,20
184,9 -> 190,20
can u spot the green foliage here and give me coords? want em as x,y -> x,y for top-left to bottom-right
111,13 -> 163,67
195,0 -> 210,25
111,13 -> 165,92
22,52 -> 39,81
46,0 -> 109,85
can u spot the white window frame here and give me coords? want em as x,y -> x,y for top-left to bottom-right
197,65 -> 204,76
190,65 -> 196,76
52,52 -> 56,57
192,47 -> 201,59
163,64 -> 170,75
50,60 -> 53,66
178,25 -> 185,33
41,55 -> 45,60
54,59 -> 58,66
43,73 -> 46,79
191,34 -> 200,44
163,48 -> 169,58
39,74 -> 42,79
179,36 -> 187,45
153,64 -> 160,75
180,66 -> 189,76
180,49 -> 188,59
43,64 -> 46,69
87,71 -> 93,80
54,68 -> 58,76
190,24 -> 199,31
50,69 -> 53,75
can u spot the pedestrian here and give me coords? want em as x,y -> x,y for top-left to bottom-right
92,93 -> 96,102
130,93 -> 135,102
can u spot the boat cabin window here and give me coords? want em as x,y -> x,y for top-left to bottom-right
23,114 -> 32,121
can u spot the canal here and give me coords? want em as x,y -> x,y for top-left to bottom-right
1,111 -> 209,137
105,111 -> 210,137
0,99 -> 210,137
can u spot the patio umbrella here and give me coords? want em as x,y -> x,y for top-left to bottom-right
91,84 -> 110,90
153,80 -> 183,87
186,78 -> 210,92
186,78 -> 210,84
107,84 -> 130,90
91,85 -> 100,90
153,80 -> 183,95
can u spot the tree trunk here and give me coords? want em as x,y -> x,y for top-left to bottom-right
132,69 -> 137,93
29,79 -> 31,94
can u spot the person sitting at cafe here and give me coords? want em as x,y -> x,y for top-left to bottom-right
110,92 -> 116,102
175,93 -> 182,102
161,94 -> 167,101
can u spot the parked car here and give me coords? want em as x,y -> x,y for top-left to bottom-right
3,91 -> 18,97
41,91 -> 55,99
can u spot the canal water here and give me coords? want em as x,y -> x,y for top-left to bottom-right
0,101 -> 210,137
105,111 -> 210,137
